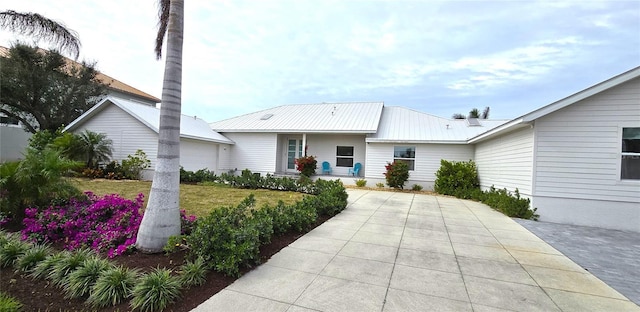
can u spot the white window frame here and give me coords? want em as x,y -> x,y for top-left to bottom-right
393,145 -> 416,171
620,126 -> 640,181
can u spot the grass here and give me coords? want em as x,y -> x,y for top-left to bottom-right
70,178 -> 306,217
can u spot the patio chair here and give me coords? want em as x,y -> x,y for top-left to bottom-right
321,161 -> 332,175
349,162 -> 362,176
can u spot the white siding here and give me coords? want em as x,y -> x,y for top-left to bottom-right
533,78 -> 640,203
474,127 -> 534,196
306,134 -> 366,176
180,139 -> 218,172
222,133 -> 277,174
365,143 -> 474,190
73,104 -> 159,168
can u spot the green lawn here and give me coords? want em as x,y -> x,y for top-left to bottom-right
70,178 -> 306,217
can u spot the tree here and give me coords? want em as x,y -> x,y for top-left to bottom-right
0,10 -> 81,59
77,130 -> 113,169
0,44 -> 107,133
136,0 -> 184,253
452,107 -> 490,119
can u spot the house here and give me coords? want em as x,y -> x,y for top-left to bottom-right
470,66 -> 640,232
0,45 -> 161,162
64,97 -> 234,179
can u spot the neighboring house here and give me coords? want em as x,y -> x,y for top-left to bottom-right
470,66 -> 640,232
0,46 -> 161,163
64,97 -> 234,179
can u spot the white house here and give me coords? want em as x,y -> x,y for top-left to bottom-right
64,97 -> 234,179
470,67 -> 640,232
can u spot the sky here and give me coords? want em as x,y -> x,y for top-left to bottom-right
1,0 -> 638,122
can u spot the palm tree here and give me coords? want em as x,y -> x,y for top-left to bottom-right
481,106 -> 490,119
452,107 -> 491,119
136,0 -> 184,253
77,130 -> 113,169
0,10 -> 81,59
468,108 -> 481,119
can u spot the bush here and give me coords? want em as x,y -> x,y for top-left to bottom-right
295,155 -> 317,177
49,248 -> 94,287
31,251 -> 69,280
15,244 -> 51,273
88,266 -> 139,308
180,167 -> 217,183
130,268 -> 181,312
355,179 -> 367,187
0,236 -> 29,268
64,256 -> 114,299
376,182 -> 384,188
0,148 -> 82,221
385,161 -> 409,189
412,184 -> 423,191
178,257 -> 208,288
186,196 -> 263,277
314,179 -> 348,216
483,186 -> 539,220
0,292 -> 22,312
121,150 -> 150,180
21,192 -> 144,258
434,159 -> 479,198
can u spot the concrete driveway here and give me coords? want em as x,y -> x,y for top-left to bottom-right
193,189 -> 639,311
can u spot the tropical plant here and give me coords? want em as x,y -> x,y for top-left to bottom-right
48,248 -> 94,286
77,130 -> 113,168
0,43 -> 106,133
15,244 -> 51,273
121,149 -> 150,180
130,268 -> 182,312
88,266 -> 139,308
295,155 -> 317,177
0,235 -> 29,267
30,250 -> 69,280
385,161 -> 410,189
452,107 -> 490,120
0,10 -> 81,59
0,292 -> 23,312
64,256 -> 114,299
137,0 -> 185,253
178,257 -> 208,288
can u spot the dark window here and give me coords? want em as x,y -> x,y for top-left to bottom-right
394,146 -> 415,170
336,146 -> 354,167
622,127 -> 640,180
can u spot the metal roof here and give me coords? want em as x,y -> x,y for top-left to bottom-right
65,97 -> 234,144
367,106 -> 508,144
210,102 -> 384,133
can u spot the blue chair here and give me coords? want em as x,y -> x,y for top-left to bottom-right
349,163 -> 362,176
322,161 -> 332,175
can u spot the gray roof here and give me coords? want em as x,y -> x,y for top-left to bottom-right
367,106 -> 508,144
65,97 -> 234,144
210,102 -> 384,133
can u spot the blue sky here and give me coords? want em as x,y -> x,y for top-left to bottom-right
1,0 -> 638,122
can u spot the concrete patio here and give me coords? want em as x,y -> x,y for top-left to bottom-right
193,189 -> 640,312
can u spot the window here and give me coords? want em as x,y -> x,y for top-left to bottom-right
394,146 -> 415,170
621,127 -> 640,180
336,146 -> 354,167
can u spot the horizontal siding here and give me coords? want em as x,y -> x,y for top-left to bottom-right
534,77 -> 640,203
74,105 -> 159,168
474,127 -> 534,196
365,143 -> 474,182
180,139 -> 218,172
222,133 -> 277,173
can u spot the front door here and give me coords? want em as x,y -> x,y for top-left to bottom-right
286,138 -> 303,172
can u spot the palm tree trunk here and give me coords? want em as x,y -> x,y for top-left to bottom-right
136,0 -> 184,253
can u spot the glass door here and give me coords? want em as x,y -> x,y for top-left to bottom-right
286,139 -> 303,172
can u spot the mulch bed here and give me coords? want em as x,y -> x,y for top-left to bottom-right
0,215 -> 330,312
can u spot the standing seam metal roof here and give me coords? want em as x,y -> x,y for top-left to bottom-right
210,102 -> 384,133
367,106 -> 509,143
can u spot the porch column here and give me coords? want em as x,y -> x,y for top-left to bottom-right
302,133 -> 307,156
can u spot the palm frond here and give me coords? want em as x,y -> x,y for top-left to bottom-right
0,10 -> 81,59
155,0 -> 171,59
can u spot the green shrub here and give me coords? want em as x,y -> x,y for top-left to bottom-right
385,161 -> 409,189
15,244 -> 51,273
64,256 -> 113,299
355,179 -> 367,187
180,167 -> 217,183
121,149 -> 150,180
0,292 -> 22,312
178,257 -> 208,288
130,268 -> 181,312
434,159 -> 479,198
411,184 -> 423,191
163,235 -> 188,254
376,182 -> 384,188
314,179 -> 348,216
0,238 -> 29,268
186,196 -> 262,277
249,206 -> 274,244
483,187 -> 538,220
88,266 -> 139,308
31,251 -> 69,280
49,248 -> 94,286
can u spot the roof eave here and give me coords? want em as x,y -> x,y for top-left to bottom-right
365,139 -> 469,144
467,118 -> 528,143
213,129 -> 377,134
63,97 -> 111,132
180,134 -> 235,144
